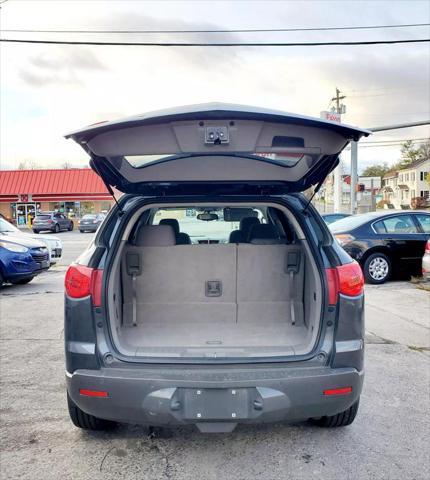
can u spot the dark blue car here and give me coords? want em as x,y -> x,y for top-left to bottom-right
0,235 -> 50,286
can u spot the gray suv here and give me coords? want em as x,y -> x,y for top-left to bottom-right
64,104 -> 368,433
33,212 -> 74,233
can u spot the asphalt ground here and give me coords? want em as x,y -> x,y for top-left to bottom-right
1,230 -> 429,480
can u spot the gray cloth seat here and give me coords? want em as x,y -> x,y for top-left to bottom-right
229,230 -> 246,243
159,218 -> 191,245
229,216 -> 260,243
134,224 -> 176,246
248,224 -> 283,244
121,229 -> 305,330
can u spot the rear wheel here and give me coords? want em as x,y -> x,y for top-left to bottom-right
32,230 -> 39,234
363,253 -> 391,284
68,222 -> 74,231
67,393 -> 117,431
311,398 -> 359,427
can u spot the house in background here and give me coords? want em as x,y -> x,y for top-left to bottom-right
323,173 -> 381,206
381,171 -> 398,206
382,158 -> 430,209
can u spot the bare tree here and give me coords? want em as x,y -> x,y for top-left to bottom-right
17,160 -> 39,170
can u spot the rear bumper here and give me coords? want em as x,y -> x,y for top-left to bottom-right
66,365 -> 363,431
79,226 -> 97,232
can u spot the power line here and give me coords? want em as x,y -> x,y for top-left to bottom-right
1,23 -> 429,34
348,91 -> 429,98
360,138 -> 429,144
344,138 -> 429,149
1,38 -> 429,47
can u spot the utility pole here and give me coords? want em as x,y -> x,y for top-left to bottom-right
350,141 -> 358,214
330,88 -> 346,213
331,88 -> 346,115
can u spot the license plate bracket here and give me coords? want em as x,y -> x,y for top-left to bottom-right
182,388 -> 249,420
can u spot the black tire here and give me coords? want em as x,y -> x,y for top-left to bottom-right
363,252 -> 391,284
68,222 -> 74,231
10,277 -> 34,285
311,398 -> 360,427
32,230 -> 39,234
79,230 -> 84,233
0,270 -> 4,287
67,393 -> 117,431
53,223 -> 60,233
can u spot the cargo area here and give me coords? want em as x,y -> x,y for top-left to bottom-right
107,204 -> 322,359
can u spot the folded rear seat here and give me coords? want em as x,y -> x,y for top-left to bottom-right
121,224 -> 305,345
121,225 -> 237,329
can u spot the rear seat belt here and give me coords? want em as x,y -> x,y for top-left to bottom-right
126,252 -> 142,327
286,251 -> 301,326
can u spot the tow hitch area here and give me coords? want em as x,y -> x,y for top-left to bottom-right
143,386 -> 289,433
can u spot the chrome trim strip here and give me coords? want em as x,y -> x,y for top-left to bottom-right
335,339 -> 363,353
65,370 -> 73,378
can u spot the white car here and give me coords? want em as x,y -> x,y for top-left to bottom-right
0,217 -> 62,264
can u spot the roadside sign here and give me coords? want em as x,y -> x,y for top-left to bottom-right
320,111 -> 342,123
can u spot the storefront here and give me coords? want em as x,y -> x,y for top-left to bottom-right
0,169 -> 116,227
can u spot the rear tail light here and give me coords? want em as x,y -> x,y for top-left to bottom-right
79,388 -> 108,397
64,264 -> 103,306
47,219 -> 53,224
326,261 -> 364,305
323,386 -> 352,396
334,234 -> 355,246
425,240 -> 430,254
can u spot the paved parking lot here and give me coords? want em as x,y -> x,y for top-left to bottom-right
1,231 -> 429,480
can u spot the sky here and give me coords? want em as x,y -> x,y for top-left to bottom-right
0,0 -> 429,175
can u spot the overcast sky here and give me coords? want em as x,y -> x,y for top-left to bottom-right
0,0 -> 429,174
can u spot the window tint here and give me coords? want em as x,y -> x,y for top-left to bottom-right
36,215 -> 51,220
375,215 -> 418,234
415,214 -> 430,233
328,214 -> 370,232
373,220 -> 386,234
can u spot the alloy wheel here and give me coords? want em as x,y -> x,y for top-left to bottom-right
368,257 -> 389,281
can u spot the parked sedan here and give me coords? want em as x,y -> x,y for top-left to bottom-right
78,213 -> 105,233
321,213 -> 351,225
0,217 -> 62,264
33,212 -> 74,234
330,210 -> 430,284
0,236 -> 50,286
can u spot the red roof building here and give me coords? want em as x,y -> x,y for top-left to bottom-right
0,168 -> 114,226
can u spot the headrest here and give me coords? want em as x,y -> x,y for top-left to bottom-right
229,230 -> 246,243
240,216 -> 260,237
159,218 -> 180,236
394,221 -> 408,232
248,224 -> 282,244
135,225 -> 176,246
